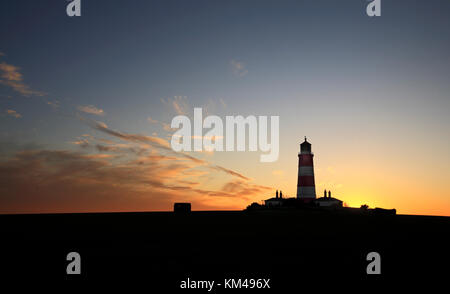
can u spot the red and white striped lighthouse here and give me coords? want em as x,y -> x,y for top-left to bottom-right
296,137 -> 316,202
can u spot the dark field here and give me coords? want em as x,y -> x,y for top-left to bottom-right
0,210 -> 449,289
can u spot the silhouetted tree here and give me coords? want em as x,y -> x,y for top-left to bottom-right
246,202 -> 262,211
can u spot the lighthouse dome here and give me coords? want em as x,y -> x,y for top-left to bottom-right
300,137 -> 311,153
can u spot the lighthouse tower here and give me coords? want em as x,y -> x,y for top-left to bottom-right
296,137 -> 316,202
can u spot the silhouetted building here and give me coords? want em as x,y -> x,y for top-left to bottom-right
315,190 -> 343,208
262,137 -> 346,210
297,137 -> 316,202
264,191 -> 285,207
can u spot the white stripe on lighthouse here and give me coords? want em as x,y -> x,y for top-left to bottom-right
299,166 -> 314,176
297,186 -> 316,198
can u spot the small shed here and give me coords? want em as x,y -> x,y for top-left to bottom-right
174,202 -> 191,213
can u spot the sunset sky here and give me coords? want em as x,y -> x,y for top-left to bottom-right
1,0 -> 450,216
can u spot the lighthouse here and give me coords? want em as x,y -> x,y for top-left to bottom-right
296,137 -> 316,202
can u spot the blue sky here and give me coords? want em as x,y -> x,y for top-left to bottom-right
1,0 -> 450,214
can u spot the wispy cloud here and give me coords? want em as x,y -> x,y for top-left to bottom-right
147,116 -> 175,132
78,105 -> 105,116
210,165 -> 250,181
46,100 -> 60,109
0,147 -> 270,213
147,116 -> 158,124
0,149 -> 177,213
6,109 -> 22,118
1,98 -> 273,213
161,122 -> 175,132
83,117 -> 257,182
0,60 -> 45,96
161,96 -> 190,115
221,179 -> 270,195
88,119 -> 172,150
0,115 -> 276,213
231,59 -> 248,77
70,138 -> 89,148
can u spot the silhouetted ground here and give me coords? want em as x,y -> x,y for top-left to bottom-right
0,210 -> 448,289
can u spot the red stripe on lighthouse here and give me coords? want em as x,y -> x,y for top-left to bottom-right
299,176 -> 315,186
299,154 -> 314,166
